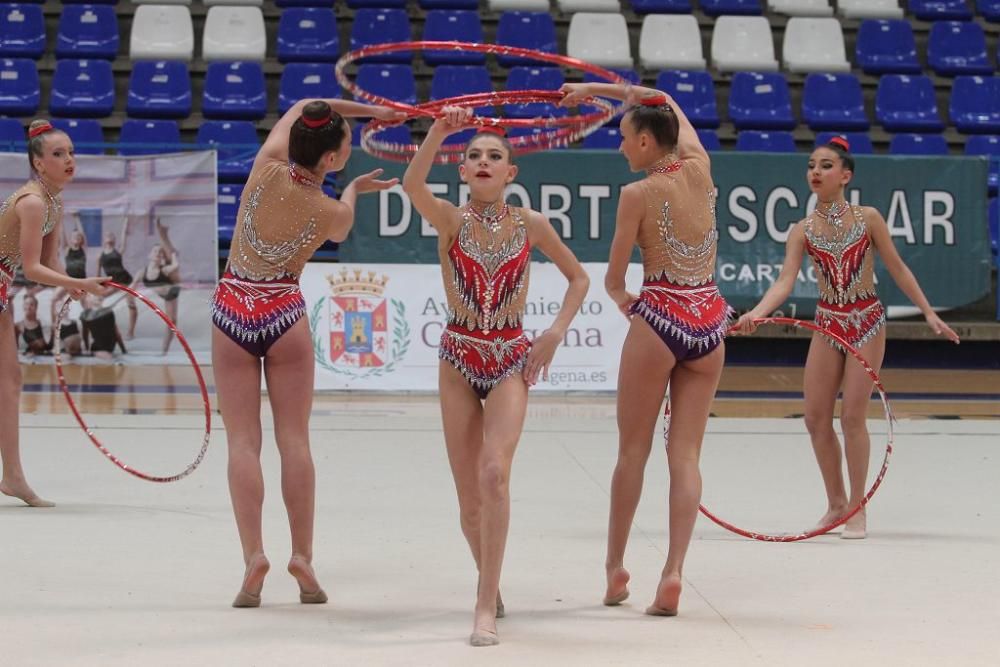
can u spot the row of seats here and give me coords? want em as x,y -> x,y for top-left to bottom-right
6,54 -> 997,135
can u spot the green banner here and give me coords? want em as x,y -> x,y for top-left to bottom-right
341,151 -> 991,315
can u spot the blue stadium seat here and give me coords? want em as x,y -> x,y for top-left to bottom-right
504,66 -> 565,119
277,8 -> 338,63
988,197 -> 998,256
431,65 -> 493,115
279,63 -> 341,114
736,130 -> 796,152
655,70 -> 720,129
56,5 -> 119,60
979,0 -> 1000,22
347,0 -> 406,7
949,76 -> 1000,134
217,183 -> 244,251
700,0 -> 762,16
965,134 -> 1000,194
801,73 -> 869,131
202,61 -> 266,120
62,0 -> 117,3
422,11 -> 485,65
0,117 -> 25,151
197,120 -> 259,183
0,4 -> 45,59
356,64 -> 417,105
350,9 -> 412,63
630,0 -> 693,13
814,132 -> 875,154
697,129 -> 721,151
0,58 -> 39,115
876,75 -> 944,132
495,12 -> 557,68
126,61 -> 191,119
889,133 -> 949,155
352,122 -> 412,148
928,21 -> 992,76
855,20 -> 920,75
49,59 -> 115,118
276,1 -> 332,6
728,72 -> 795,130
581,68 -> 640,126
908,0 -> 972,20
50,118 -> 104,154
420,0 -> 478,9
582,126 -> 622,149
118,119 -> 181,156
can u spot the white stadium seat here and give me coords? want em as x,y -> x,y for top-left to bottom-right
130,5 -> 194,61
711,16 -> 778,73
202,6 -> 266,62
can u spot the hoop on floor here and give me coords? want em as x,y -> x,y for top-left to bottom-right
335,41 -> 628,163
53,282 -> 212,483
686,317 -> 894,543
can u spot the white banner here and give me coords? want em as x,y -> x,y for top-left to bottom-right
302,262 -> 646,392
2,152 -> 217,363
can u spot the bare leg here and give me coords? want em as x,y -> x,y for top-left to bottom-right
212,327 -> 269,604
125,297 -> 137,340
160,295 -> 178,354
470,373 -> 528,646
838,329 -> 887,539
648,343 -> 725,616
262,320 -> 325,601
0,309 -> 53,507
606,318 -> 672,605
803,335 -> 849,528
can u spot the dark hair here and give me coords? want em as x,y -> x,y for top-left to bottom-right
625,103 -> 679,150
465,129 -> 516,164
288,101 -> 348,169
824,136 -> 855,172
27,118 -> 64,174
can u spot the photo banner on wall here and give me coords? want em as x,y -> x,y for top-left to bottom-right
339,151 -> 992,318
1,151 -> 218,363
301,262 -> 642,392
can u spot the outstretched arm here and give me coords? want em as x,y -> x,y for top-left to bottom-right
559,82 -> 708,164
866,208 -> 959,343
18,197 -> 104,296
523,213 -> 590,384
733,224 -> 807,334
401,106 -> 474,240
255,98 -> 407,170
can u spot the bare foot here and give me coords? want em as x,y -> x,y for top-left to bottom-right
645,573 -> 681,616
233,552 -> 269,607
469,607 -> 499,647
841,509 -> 867,540
288,554 -> 327,604
815,504 -> 849,533
604,566 -> 630,605
0,479 -> 55,508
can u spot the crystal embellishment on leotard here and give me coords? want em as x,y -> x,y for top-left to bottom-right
288,161 -> 321,189
653,200 -> 718,286
804,205 -> 875,306
35,178 -> 62,235
645,156 -> 683,176
814,199 -> 849,229
446,204 -> 529,335
238,183 -> 319,280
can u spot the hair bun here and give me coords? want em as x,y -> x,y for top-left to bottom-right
828,136 -> 851,152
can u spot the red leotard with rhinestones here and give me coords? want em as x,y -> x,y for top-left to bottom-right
438,203 -> 532,399
803,205 -> 885,351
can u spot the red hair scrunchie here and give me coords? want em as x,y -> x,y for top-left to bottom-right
828,136 -> 851,151
28,122 -> 54,139
302,114 -> 331,129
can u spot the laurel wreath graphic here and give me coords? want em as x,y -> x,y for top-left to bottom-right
310,297 -> 411,378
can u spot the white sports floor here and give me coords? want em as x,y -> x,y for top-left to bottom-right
3,396 -> 998,666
